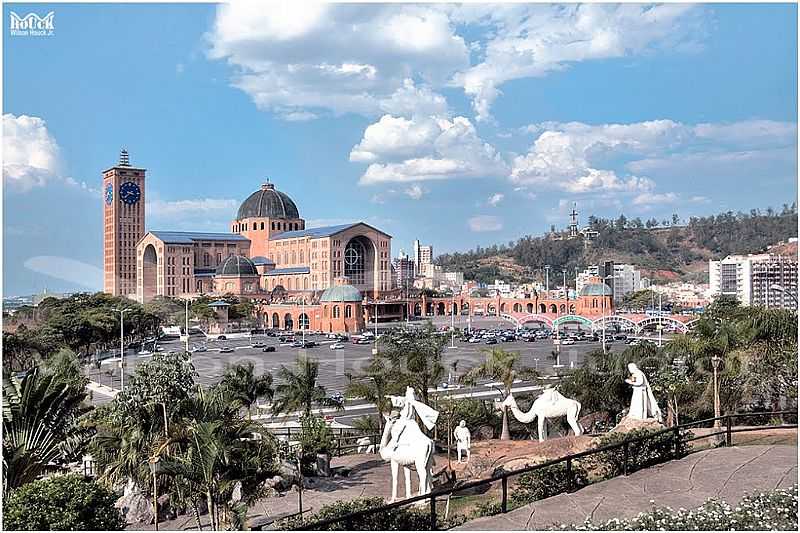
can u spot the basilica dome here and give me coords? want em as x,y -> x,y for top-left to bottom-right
236,182 -> 299,220
580,282 -> 612,297
320,284 -> 362,302
215,255 -> 258,277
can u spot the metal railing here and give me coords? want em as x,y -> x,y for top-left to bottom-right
292,410 -> 797,530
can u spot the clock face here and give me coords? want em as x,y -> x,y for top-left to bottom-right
119,181 -> 141,205
105,183 -> 113,205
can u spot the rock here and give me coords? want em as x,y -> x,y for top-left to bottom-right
315,453 -> 332,477
115,489 -> 176,524
579,412 -> 611,433
610,416 -> 665,434
475,425 -> 495,440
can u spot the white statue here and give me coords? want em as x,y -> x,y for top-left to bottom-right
500,388 -> 583,442
453,420 -> 471,463
355,436 -> 376,454
378,386 -> 437,502
624,363 -> 662,421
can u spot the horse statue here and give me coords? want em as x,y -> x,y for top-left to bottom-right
378,387 -> 437,502
500,388 -> 583,442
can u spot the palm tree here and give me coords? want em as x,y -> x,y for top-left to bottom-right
2,369 -> 92,493
460,348 -> 539,440
272,356 -> 340,417
218,362 -> 273,420
345,355 -> 396,434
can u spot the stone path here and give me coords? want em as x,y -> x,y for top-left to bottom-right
454,445 -> 798,530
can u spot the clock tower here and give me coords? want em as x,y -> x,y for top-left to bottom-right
103,149 -> 146,297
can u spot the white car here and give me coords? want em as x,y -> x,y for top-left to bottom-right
330,342 -> 344,350
561,338 -> 576,345
468,337 -> 481,343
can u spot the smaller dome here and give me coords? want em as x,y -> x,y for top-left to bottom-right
320,284 -> 362,302
215,255 -> 258,277
580,282 -> 612,297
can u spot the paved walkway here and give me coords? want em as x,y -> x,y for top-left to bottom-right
455,444 -> 798,530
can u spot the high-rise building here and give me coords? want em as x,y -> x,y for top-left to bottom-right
751,254 -> 798,309
392,249 -> 416,291
709,255 -> 756,305
103,149 -> 146,298
611,264 -> 643,303
413,239 -> 433,271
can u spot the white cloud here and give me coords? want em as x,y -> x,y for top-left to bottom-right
147,198 -> 238,219
355,115 -> 507,184
3,114 -> 61,191
207,2 -> 468,119
468,215 -> 503,232
404,185 -> 425,200
488,193 -> 504,206
511,118 -> 797,196
450,4 -> 707,121
632,192 -> 678,206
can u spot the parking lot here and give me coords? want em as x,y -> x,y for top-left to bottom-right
90,317 -> 631,408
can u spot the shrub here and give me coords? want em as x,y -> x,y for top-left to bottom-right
588,427 -> 692,478
3,474 -> 125,530
510,461 -> 590,507
298,414 -> 335,456
279,496 -> 430,530
554,485 -> 798,530
471,499 -> 503,518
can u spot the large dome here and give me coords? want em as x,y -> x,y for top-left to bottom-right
320,284 -> 362,303
580,282 -> 612,297
215,255 -> 258,277
236,182 -> 299,220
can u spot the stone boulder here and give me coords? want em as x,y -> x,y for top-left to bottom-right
115,490 -> 176,525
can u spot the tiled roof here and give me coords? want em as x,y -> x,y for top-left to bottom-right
263,266 -> 311,276
149,231 -> 249,244
269,223 -> 358,240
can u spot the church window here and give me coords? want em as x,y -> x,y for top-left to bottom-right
333,306 -> 340,318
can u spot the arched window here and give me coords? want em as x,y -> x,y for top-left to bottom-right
291,251 -> 296,264
333,305 -> 340,318
559,304 -> 566,314
299,250 -> 304,263
303,278 -> 309,290
527,303 -> 534,313
287,278 -> 293,290
272,222 -> 276,230
345,305 -> 352,318
549,304 -> 557,314
539,303 -> 546,314
500,303 -> 507,313
592,298 -> 598,308
225,282 -> 234,290
261,222 -> 265,230
323,306 -> 328,318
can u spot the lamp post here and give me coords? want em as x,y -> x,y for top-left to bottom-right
183,298 -> 191,355
148,457 -> 161,531
711,354 -> 722,429
600,275 -> 616,354
115,308 -> 131,391
450,294 -> 456,348
657,292 -> 663,347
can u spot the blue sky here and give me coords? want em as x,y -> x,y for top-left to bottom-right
4,2 -> 797,296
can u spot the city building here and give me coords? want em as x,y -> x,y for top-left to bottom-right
709,248 -> 798,308
611,264 -> 643,303
413,239 -> 433,272
649,283 -> 710,310
392,250 -> 416,292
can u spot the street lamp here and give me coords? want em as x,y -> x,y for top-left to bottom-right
711,354 -> 722,428
769,284 -> 798,307
114,307 -> 132,391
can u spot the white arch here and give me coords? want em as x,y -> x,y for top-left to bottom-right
635,316 -> 690,333
512,314 -> 554,327
592,315 -> 638,332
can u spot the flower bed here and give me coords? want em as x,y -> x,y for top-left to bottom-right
554,485 -> 798,531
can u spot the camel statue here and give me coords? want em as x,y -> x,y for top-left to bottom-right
356,436 -> 376,454
378,387 -> 437,502
500,388 -> 583,442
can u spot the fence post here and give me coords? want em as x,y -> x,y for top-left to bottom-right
565,459 -> 573,492
622,442 -> 629,476
673,426 -> 680,458
726,414 -> 732,447
501,475 -> 508,512
429,495 -> 437,531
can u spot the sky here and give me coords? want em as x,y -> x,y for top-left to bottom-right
3,2 -> 798,296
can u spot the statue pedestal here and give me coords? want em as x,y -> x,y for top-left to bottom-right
610,416 -> 665,434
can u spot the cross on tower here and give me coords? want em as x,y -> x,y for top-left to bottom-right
569,203 -> 579,237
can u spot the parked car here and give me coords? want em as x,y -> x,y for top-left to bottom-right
302,341 -> 318,348
217,335 -> 227,341
561,338 -> 575,345
191,345 -> 207,353
219,346 -> 235,353
291,341 -> 303,348
330,342 -> 344,350
262,346 -> 276,353
484,338 -> 498,345
524,336 -> 536,343
468,337 -> 481,343
251,342 -> 266,348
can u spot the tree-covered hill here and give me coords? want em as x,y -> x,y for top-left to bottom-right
436,205 -> 798,284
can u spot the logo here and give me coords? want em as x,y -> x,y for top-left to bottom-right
9,11 -> 55,37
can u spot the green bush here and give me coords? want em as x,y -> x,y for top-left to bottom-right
470,499 -> 503,518
298,414 -> 335,456
279,496 -> 430,530
555,485 -> 798,530
510,461 -> 590,507
588,427 -> 692,478
3,474 -> 125,530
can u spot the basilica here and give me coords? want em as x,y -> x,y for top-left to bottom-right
102,151 -> 613,334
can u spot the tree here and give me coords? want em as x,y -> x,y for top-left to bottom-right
272,356 -> 339,417
2,368 -> 92,493
460,348 -> 539,440
2,474 -> 125,530
379,323 -> 446,406
218,361 -> 273,420
345,355 -> 397,434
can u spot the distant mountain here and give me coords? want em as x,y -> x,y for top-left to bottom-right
436,205 -> 798,285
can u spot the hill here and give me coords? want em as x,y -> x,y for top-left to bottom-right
436,205 -> 798,285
